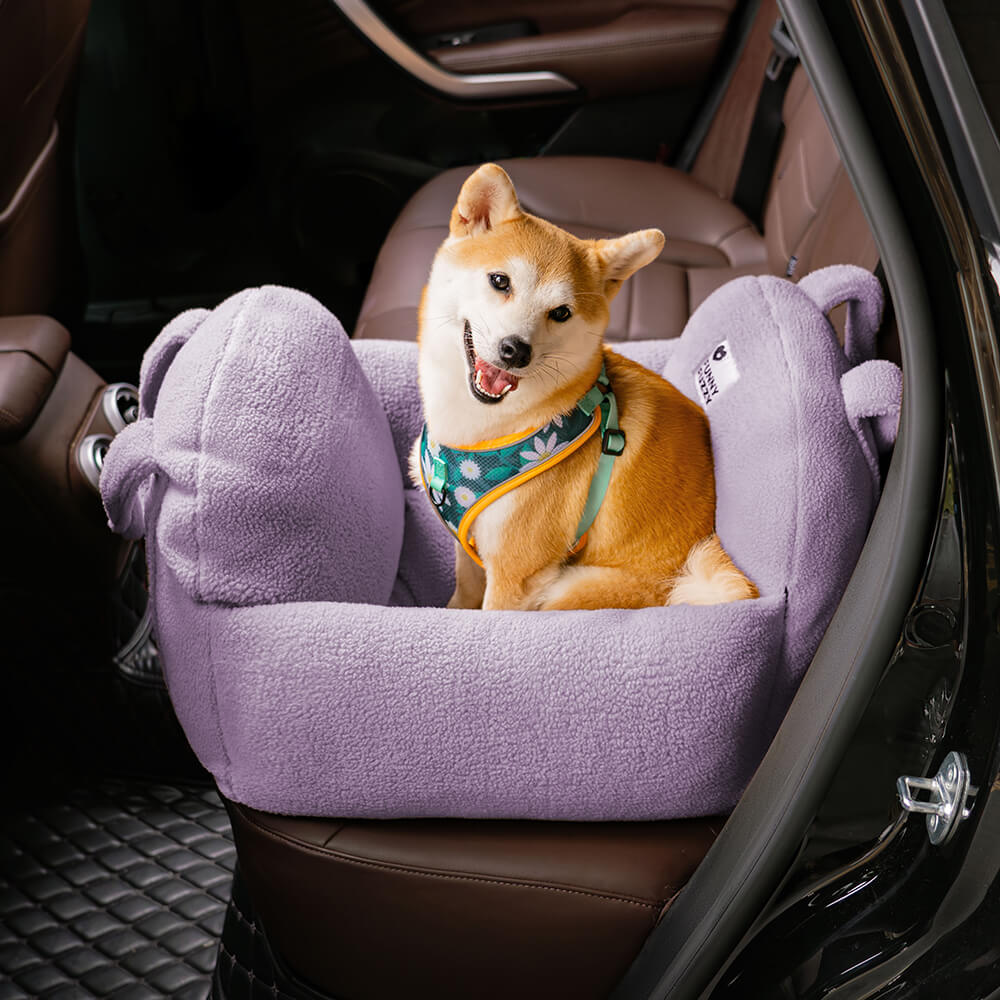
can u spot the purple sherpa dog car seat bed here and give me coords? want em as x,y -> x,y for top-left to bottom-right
100,265 -> 900,821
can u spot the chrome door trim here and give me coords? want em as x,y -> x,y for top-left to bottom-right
330,0 -> 578,99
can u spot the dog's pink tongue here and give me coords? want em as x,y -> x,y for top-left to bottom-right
475,357 -> 519,395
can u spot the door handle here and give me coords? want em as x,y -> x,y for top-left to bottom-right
329,0 -> 578,100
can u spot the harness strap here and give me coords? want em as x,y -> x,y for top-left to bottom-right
573,364 -> 625,549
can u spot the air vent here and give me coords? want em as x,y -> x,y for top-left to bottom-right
77,434 -> 113,491
101,383 -> 140,432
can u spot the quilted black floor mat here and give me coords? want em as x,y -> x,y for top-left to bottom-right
0,779 -> 234,999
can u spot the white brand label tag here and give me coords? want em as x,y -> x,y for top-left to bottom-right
695,341 -> 740,407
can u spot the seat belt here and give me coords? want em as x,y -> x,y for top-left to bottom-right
731,18 -> 799,230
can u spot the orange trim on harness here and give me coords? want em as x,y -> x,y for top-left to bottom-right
453,412 -> 601,568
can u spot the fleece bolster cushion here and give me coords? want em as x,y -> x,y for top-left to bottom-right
102,267 -> 899,820
103,286 -> 404,608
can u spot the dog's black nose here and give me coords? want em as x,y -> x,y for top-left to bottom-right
499,336 -> 532,368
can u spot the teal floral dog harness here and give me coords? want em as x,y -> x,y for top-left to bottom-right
419,364 -> 625,566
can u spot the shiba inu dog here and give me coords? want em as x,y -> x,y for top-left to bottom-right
410,163 -> 757,611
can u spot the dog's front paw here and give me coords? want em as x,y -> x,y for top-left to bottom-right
448,543 -> 486,609
446,588 -> 482,610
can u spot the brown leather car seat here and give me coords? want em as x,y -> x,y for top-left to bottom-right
0,0 -> 91,318
225,806 -> 720,999
219,7 -> 879,1000
354,28 -> 876,344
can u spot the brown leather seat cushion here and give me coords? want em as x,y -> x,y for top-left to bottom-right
228,799 -> 720,1000
354,156 -> 769,343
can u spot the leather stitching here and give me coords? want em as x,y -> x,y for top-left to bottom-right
240,809 -> 663,910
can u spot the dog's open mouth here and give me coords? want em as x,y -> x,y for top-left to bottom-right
464,320 -> 519,404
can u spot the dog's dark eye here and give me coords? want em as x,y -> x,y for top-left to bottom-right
548,305 -> 572,323
489,272 -> 510,292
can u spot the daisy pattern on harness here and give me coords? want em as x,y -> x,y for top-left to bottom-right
520,432 -> 568,470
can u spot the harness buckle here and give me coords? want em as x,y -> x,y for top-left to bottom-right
602,428 -> 626,456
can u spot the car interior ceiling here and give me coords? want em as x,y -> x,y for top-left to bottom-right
0,0 -> 932,998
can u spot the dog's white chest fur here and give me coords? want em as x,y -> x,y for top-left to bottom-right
463,490 -> 514,562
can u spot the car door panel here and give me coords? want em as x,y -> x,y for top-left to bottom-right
331,0 -> 578,100
369,0 -> 739,100
385,0 -> 737,38
429,6 -> 732,100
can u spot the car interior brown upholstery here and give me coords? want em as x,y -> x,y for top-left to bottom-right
0,315 -> 71,444
429,5 -> 733,100
0,315 -> 125,581
354,155 -> 768,342
393,0 -> 739,38
0,0 -> 91,318
0,0 -> 123,585
354,27 -> 877,345
226,5 -> 885,999
228,803 -> 720,1000
688,0 -> 781,201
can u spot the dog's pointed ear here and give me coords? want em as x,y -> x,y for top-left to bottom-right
450,164 -> 522,238
592,229 -> 665,300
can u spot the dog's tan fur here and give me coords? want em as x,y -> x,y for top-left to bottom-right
411,163 -> 757,611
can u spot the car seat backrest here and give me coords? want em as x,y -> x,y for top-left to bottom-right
691,2 -> 878,286
691,0 -> 781,201
789,165 -> 879,279
761,68 -> 879,280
